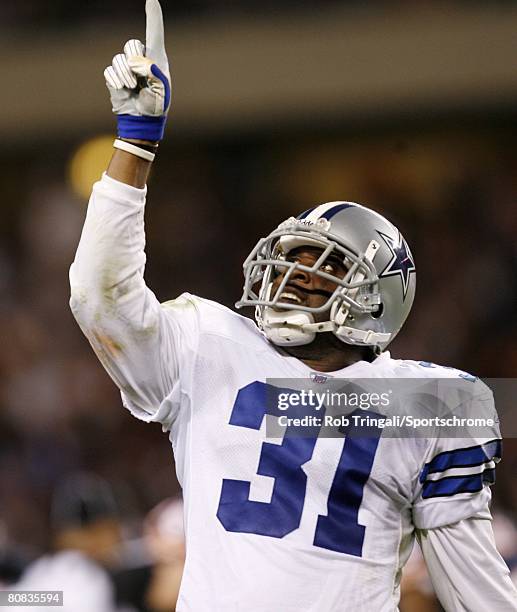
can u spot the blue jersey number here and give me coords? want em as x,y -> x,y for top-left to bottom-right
216,382 -> 382,556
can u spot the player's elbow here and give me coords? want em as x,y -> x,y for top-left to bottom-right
70,279 -> 160,346
69,273 -> 115,329
69,284 -> 96,330
69,261 -> 125,323
69,261 -> 95,322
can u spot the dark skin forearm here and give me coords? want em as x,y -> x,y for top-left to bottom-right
106,139 -> 157,188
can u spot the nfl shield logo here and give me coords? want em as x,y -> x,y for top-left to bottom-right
310,372 -> 329,384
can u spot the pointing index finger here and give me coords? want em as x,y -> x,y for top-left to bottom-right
145,0 -> 168,71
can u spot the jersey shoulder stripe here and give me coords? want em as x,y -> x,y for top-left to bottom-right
419,439 -> 502,482
421,467 -> 496,499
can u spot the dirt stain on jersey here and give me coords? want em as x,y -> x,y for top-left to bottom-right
92,330 -> 124,359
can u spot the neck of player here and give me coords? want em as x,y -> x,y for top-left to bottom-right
279,332 -> 375,372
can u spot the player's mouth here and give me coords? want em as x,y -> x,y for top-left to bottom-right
274,282 -> 334,306
275,284 -> 307,306
278,291 -> 303,305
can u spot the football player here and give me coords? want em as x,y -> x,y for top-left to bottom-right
70,1 -> 517,610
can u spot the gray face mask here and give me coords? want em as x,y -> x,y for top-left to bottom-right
235,202 -> 416,350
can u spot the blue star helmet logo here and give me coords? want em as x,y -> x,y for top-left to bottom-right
377,231 -> 416,300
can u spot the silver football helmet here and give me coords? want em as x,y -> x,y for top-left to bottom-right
235,201 -> 416,350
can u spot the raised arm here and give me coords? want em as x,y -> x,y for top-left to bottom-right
104,0 -> 170,188
69,1 -> 191,428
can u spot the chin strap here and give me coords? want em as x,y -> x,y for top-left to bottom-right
301,320 -> 390,344
333,325 -> 391,345
263,310 -> 391,347
261,309 -> 317,346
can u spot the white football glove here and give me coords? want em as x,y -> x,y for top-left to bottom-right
104,0 -> 171,141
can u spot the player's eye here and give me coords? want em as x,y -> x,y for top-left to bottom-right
319,262 -> 335,274
273,254 -> 288,276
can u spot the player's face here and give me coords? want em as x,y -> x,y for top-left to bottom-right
270,246 -> 347,322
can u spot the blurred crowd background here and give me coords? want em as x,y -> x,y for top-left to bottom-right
3,0 -> 515,30
0,1 -> 516,610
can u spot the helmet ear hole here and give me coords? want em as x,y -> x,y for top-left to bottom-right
371,302 -> 384,319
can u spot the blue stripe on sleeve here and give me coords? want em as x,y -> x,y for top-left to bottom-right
419,439 -> 501,483
422,468 -> 496,499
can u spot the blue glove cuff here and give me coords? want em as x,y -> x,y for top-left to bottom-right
117,114 -> 167,141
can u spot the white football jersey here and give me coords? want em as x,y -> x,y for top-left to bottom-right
70,175 -> 502,612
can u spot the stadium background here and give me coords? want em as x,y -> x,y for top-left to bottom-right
0,1 -> 516,610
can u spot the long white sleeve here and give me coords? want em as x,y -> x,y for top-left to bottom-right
69,174 -> 198,428
418,517 -> 517,611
